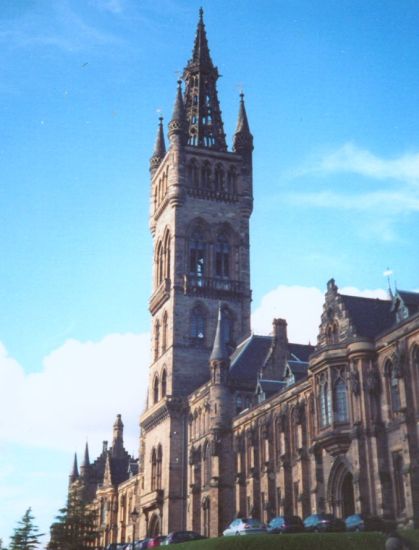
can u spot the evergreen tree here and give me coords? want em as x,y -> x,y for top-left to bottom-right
9,508 -> 43,550
48,490 -> 98,550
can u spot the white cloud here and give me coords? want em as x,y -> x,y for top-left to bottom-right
0,333 -> 150,454
251,284 -> 388,345
297,142 -> 419,183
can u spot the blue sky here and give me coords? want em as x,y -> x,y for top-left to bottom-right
1,0 -> 419,545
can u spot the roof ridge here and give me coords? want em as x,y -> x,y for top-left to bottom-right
339,293 -> 391,303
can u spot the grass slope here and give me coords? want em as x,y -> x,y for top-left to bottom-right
169,532 -> 389,550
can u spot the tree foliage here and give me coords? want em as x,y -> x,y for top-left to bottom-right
48,489 -> 98,550
9,508 -> 43,550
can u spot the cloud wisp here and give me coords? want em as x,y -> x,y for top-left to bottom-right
285,143 -> 419,241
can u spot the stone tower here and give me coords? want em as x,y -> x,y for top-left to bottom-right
139,9 -> 253,537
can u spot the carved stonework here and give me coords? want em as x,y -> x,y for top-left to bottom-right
349,364 -> 361,396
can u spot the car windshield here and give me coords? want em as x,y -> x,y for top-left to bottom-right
244,519 -> 263,527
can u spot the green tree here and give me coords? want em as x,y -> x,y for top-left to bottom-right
48,490 -> 98,550
9,508 -> 43,550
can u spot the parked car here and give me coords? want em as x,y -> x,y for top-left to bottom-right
147,536 -> 167,547
163,531 -> 206,544
345,513 -> 384,532
223,518 -> 267,536
267,515 -> 304,534
303,513 -> 345,532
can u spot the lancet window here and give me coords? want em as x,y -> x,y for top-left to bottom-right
385,360 -> 401,415
189,229 -> 206,278
161,368 -> 167,398
190,305 -> 206,343
334,376 -> 349,423
319,372 -> 332,428
215,235 -> 230,278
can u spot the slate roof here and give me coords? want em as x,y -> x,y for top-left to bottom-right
339,294 -> 394,338
287,360 -> 309,382
256,379 -> 286,398
229,335 -> 271,385
228,334 -> 314,390
398,290 -> 419,315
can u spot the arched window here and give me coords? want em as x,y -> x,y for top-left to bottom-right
189,229 -> 205,278
201,162 -> 211,188
156,445 -> 162,490
392,451 -> 406,514
188,159 -> 199,187
319,373 -> 331,428
156,242 -> 164,286
162,312 -> 168,353
153,375 -> 159,404
163,232 -> 171,281
385,360 -> 401,414
154,321 -> 160,361
191,305 -> 206,343
161,369 -> 167,398
203,441 -> 212,485
151,448 -> 157,490
334,378 -> 348,423
215,235 -> 230,278
214,164 -> 225,192
227,166 -> 237,194
326,322 -> 338,345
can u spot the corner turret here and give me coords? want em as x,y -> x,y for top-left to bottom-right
150,116 -> 166,175
80,442 -> 90,478
233,93 -> 253,163
168,81 -> 187,145
69,452 -> 79,485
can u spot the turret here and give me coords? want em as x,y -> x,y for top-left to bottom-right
69,452 -> 79,485
209,306 -> 233,431
80,442 -> 90,478
233,92 -> 253,164
168,81 -> 187,146
150,116 -> 166,175
112,414 -> 124,457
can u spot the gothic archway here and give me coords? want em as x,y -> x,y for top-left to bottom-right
327,457 -> 355,517
148,513 -> 161,537
341,472 -> 355,517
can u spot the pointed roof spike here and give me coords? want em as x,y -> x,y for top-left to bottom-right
150,116 -> 166,172
168,80 -> 187,143
82,441 -> 90,467
189,7 -> 213,69
210,304 -> 229,362
70,453 -> 79,480
233,92 -> 253,153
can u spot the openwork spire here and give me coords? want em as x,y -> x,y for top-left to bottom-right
182,8 -> 226,151
210,305 -> 229,363
150,116 -> 166,173
233,93 -> 253,154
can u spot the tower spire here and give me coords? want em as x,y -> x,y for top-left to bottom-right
182,9 -> 226,150
233,92 -> 253,158
150,116 -> 166,174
